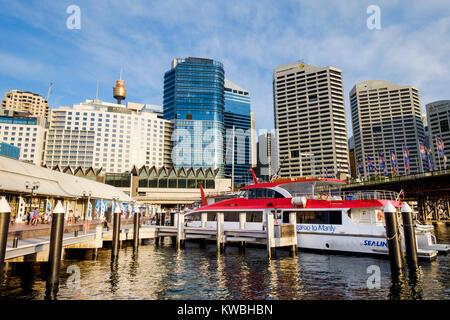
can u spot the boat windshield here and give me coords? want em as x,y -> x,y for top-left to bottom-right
247,188 -> 286,199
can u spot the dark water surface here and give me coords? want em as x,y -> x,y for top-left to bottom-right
1,225 -> 449,300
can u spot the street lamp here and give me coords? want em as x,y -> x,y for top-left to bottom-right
25,181 -> 40,220
82,190 -> 92,221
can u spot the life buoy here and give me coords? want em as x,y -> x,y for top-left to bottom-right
377,211 -> 383,221
320,193 -> 329,200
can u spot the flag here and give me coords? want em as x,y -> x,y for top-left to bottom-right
436,136 -> 445,158
428,150 -> 435,171
390,149 -> 398,176
419,140 -> 428,161
378,152 -> 387,176
357,158 -> 364,174
403,145 -> 410,175
367,156 -> 375,172
46,199 -> 52,214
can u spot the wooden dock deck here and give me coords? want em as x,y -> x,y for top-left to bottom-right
4,210 -> 298,262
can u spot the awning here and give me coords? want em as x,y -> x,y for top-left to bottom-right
0,156 -> 131,202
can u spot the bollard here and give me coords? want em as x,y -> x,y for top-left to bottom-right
384,202 -> 404,276
111,204 -> 121,258
133,207 -> 141,250
0,197 -> 11,284
265,209 -> 275,259
74,230 -> 78,237
216,212 -> 224,253
401,203 -> 419,271
46,200 -> 65,298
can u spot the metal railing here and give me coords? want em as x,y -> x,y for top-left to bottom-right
344,168 -> 450,188
292,190 -> 399,201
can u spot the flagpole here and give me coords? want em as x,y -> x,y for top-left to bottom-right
436,137 -> 442,171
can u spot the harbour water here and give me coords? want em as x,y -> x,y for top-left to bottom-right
1,225 -> 449,300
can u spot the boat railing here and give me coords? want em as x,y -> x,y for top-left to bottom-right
291,190 -> 399,201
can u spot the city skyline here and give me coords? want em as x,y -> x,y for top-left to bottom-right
0,1 -> 449,134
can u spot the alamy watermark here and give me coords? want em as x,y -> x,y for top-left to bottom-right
66,5 -> 81,30
366,265 -> 381,289
366,5 -> 381,30
66,265 -> 81,290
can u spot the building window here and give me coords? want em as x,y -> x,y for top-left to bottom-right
440,119 -> 449,132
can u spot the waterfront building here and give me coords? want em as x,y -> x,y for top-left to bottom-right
164,57 -> 225,176
0,109 -> 47,165
44,99 -> 171,173
223,79 -> 252,186
256,132 -> 279,182
350,80 -> 426,176
273,62 -> 349,178
1,90 -> 50,119
426,100 -> 450,169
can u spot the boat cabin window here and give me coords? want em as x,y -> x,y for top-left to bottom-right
247,188 -> 285,199
282,210 -> 342,225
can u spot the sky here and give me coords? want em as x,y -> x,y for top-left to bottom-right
0,0 -> 449,135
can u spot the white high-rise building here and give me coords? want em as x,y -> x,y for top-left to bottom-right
426,100 -> 450,169
0,110 -> 47,165
350,80 -> 426,176
273,62 -> 349,178
44,99 -> 172,173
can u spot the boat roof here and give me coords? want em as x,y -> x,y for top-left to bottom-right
191,198 -> 403,213
240,178 -> 346,190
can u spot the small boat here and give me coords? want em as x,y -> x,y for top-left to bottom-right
187,174 -> 449,261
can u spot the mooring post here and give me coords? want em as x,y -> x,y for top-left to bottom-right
239,212 -> 246,251
133,206 -> 140,250
0,197 -> 11,284
265,209 -> 275,259
384,202 -> 404,276
111,203 -> 121,258
46,200 -> 65,299
216,212 -> 224,253
177,212 -> 185,249
401,202 -> 419,271
289,211 -> 298,256
201,212 -> 207,228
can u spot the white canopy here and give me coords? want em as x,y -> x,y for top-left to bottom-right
0,156 -> 131,202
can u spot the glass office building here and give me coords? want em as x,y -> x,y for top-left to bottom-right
164,57 -> 225,176
223,79 -> 252,186
0,142 -> 20,159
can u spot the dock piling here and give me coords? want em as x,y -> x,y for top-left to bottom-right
216,212 -> 224,253
201,212 -> 207,228
401,203 -> 419,271
384,202 -> 404,276
0,197 -> 11,284
133,207 -> 141,250
177,212 -> 185,249
111,203 -> 121,258
289,212 -> 298,255
265,209 -> 275,259
46,200 -> 65,298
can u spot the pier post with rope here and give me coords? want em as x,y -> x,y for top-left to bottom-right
401,203 -> 419,271
0,197 -> 11,284
216,212 -> 225,253
265,209 -> 275,259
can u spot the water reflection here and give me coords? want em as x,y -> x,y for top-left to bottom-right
0,229 -> 449,300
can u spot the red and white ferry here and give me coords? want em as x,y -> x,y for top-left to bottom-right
186,174 -> 449,261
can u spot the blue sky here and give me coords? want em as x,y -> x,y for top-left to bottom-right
0,0 -> 449,134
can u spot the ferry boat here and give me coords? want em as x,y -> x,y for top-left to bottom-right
186,175 -> 449,261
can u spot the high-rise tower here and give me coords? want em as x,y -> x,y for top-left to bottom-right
163,57 -> 225,175
273,62 -> 349,178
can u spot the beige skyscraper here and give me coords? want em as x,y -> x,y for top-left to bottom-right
1,90 -> 50,119
350,80 -> 426,176
426,100 -> 449,169
273,62 -> 349,178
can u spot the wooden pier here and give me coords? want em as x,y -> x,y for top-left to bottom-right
3,209 -> 298,263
